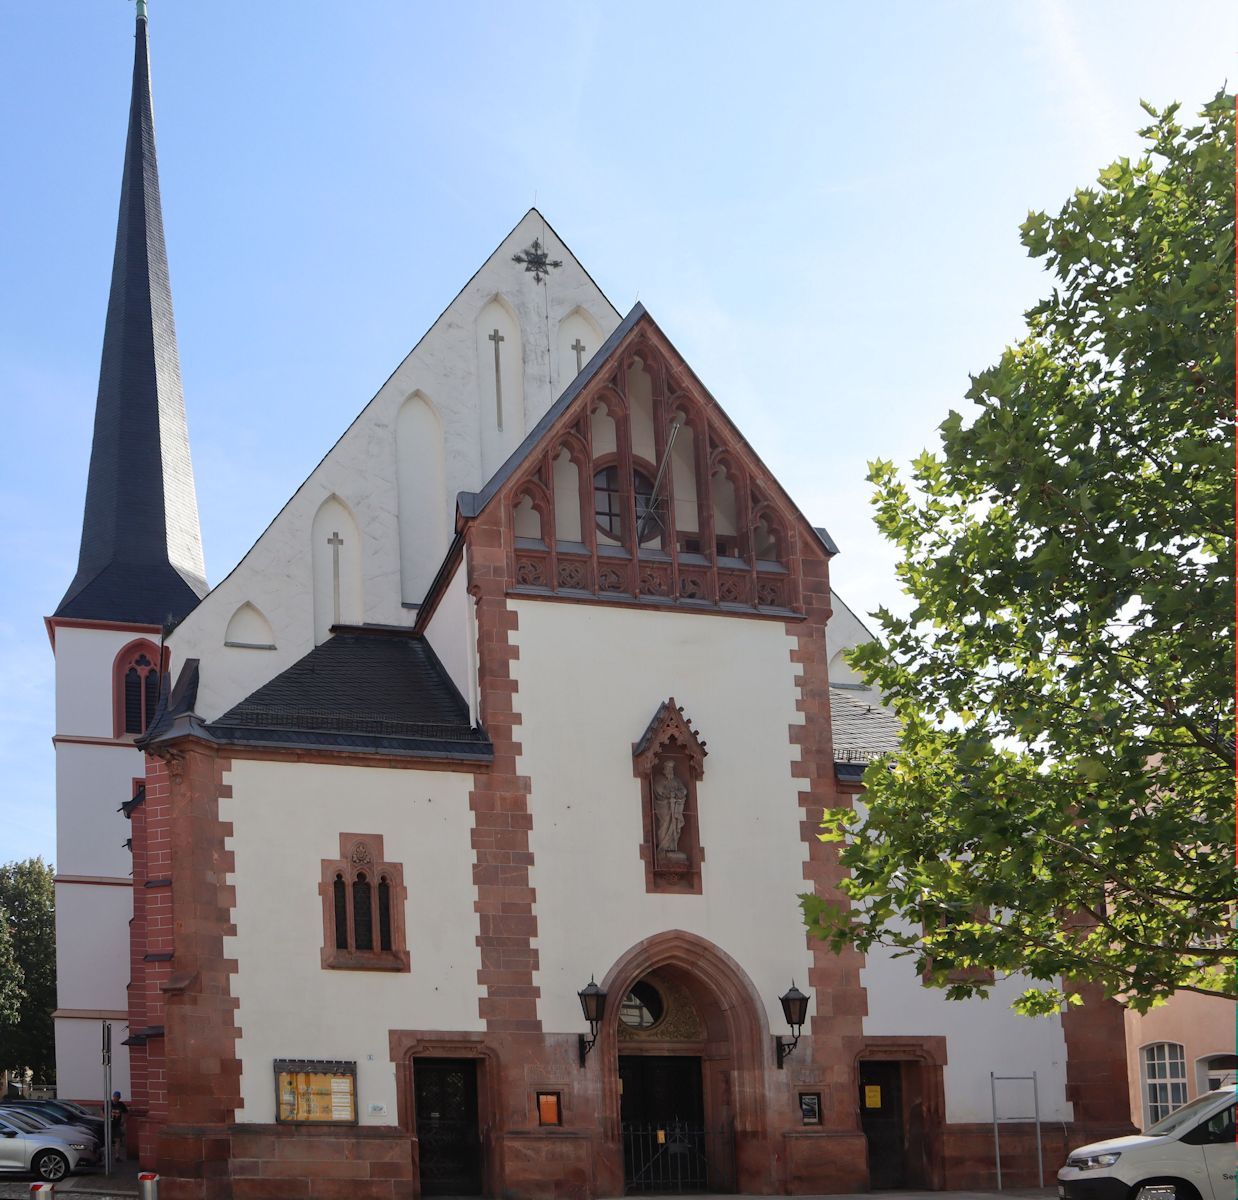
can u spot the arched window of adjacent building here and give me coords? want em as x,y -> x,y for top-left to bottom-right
320,835 -> 408,971
1199,1053 -> 1238,1093
113,640 -> 161,738
1142,1042 -> 1188,1124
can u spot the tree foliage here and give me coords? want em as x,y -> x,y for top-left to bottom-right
0,910 -> 23,1030
0,859 -> 57,1079
803,93 -> 1235,1015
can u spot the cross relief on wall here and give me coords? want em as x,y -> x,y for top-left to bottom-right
633,698 -> 708,895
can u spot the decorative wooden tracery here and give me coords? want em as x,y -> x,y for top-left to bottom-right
632,697 -> 708,895
505,327 -> 801,616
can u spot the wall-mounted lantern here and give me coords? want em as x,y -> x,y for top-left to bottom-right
577,977 -> 607,1067
776,983 -> 810,1069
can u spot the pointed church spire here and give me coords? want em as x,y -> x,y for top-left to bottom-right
56,5 -> 208,625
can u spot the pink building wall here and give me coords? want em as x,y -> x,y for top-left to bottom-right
1125,992 -> 1236,1128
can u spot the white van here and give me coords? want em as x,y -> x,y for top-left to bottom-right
1058,1086 -> 1236,1200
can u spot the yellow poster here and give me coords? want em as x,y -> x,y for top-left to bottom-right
864,1085 -> 882,1108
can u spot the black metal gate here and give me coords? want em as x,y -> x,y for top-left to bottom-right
414,1059 -> 482,1196
622,1122 -> 734,1193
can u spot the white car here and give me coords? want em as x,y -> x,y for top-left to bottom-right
1058,1087 -> 1236,1200
0,1114 -> 91,1182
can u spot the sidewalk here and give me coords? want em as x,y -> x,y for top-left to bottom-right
0,1160 -> 140,1198
0,1181 -> 1057,1200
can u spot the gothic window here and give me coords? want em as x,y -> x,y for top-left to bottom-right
320,835 -> 408,971
113,640 -> 161,738
918,904 -> 996,986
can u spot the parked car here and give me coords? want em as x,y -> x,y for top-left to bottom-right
1058,1086 -> 1236,1200
0,1099 -> 105,1141
53,1099 -> 104,1123
0,1107 -> 101,1159
0,1114 -> 92,1181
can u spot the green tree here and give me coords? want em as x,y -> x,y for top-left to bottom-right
0,859 -> 57,1079
803,93 -> 1235,1015
0,909 -> 23,1029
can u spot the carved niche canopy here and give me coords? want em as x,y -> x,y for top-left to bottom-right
633,698 -> 708,895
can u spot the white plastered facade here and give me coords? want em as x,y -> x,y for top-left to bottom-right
51,623 -> 145,1101
859,942 -> 1073,1123
220,759 -> 482,1125
510,600 -> 811,1037
166,211 -> 619,724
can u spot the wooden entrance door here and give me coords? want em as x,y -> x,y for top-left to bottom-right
414,1059 -> 482,1196
859,1059 -> 906,1189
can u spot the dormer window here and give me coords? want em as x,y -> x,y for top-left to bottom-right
113,641 -> 161,737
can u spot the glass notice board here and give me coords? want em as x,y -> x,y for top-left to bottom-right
274,1059 -> 358,1124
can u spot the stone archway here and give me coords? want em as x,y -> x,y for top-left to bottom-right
594,930 -> 773,1195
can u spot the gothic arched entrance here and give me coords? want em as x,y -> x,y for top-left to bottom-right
596,931 -> 771,1195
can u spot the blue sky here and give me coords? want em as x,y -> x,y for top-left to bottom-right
2,1 -> 1234,865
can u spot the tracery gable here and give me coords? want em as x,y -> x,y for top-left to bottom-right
493,311 -> 826,616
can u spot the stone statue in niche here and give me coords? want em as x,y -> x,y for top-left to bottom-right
652,759 -> 688,857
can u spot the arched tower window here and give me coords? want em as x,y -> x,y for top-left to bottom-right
113,640 -> 162,738
319,834 -> 409,972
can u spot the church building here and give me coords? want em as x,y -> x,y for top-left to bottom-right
48,10 -> 1134,1199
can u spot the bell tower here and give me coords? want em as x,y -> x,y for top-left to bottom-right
46,2 -> 206,1101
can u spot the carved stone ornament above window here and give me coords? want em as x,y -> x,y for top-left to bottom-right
633,698 -> 708,895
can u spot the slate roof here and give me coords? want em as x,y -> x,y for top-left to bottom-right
55,10 -> 207,626
829,687 -> 901,762
200,630 -> 491,761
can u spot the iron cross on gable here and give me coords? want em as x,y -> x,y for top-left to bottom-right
512,238 -> 562,284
